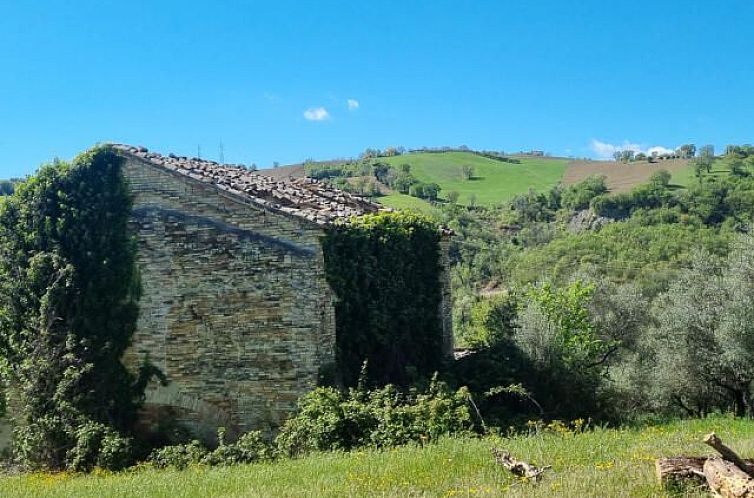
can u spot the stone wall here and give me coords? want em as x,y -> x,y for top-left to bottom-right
438,236 -> 454,358
122,157 -> 336,441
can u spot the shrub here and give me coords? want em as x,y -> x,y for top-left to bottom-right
561,176 -> 608,211
275,375 -> 473,457
148,440 -> 208,470
149,429 -> 272,469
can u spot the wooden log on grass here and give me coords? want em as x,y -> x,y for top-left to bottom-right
655,456 -> 707,485
704,457 -> 754,498
492,448 -> 551,481
705,432 -> 754,478
656,432 -> 754,496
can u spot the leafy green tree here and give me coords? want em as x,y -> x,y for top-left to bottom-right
461,293 -> 517,349
408,182 -> 425,198
699,145 -> 715,173
423,182 -> 441,201
0,146 -> 144,470
678,144 -> 697,159
446,190 -> 460,204
561,175 -> 608,211
649,169 -> 671,187
513,280 -> 615,417
372,162 -> 391,183
643,242 -> 754,417
461,164 -> 474,180
0,180 -> 14,196
521,281 -> 614,371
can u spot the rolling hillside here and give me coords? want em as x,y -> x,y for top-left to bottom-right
376,152 -> 569,207
268,151 -> 702,213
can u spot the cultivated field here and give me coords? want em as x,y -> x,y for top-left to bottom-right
2,416 -> 750,498
563,159 -> 691,193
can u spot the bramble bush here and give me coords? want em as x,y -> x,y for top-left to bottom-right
148,374 -> 473,467
275,373 -> 473,457
149,430 -> 271,470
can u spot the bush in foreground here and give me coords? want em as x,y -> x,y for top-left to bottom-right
149,375 -> 473,468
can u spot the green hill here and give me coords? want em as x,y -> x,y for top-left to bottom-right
376,152 -> 569,209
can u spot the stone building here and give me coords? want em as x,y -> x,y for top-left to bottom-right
114,145 -> 452,441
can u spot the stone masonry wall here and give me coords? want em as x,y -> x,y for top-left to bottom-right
121,157 -> 336,441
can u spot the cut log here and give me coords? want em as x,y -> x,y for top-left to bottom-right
492,448 -> 550,481
705,432 -> 754,478
656,456 -> 707,485
704,457 -> 754,498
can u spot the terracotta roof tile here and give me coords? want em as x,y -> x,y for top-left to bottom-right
113,144 -> 383,225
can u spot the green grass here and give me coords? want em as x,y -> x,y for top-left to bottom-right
3,416 -> 752,497
378,152 -> 568,207
671,159 -> 731,188
378,192 -> 439,214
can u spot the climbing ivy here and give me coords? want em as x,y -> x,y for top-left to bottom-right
0,145 -> 143,470
322,211 -> 446,387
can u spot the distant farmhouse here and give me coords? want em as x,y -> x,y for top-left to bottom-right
113,145 -> 453,441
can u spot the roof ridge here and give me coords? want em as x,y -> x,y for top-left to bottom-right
112,144 -> 383,225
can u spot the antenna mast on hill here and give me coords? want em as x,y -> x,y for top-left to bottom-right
219,141 -> 225,164
197,145 -> 202,159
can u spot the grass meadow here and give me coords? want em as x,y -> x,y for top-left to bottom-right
377,152 -> 568,208
2,415 -> 751,497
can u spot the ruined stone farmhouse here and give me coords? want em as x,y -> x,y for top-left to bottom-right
113,145 -> 452,441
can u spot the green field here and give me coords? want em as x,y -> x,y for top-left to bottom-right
377,191 -> 438,214
377,152 -> 569,208
2,416 -> 749,497
671,159 -> 731,188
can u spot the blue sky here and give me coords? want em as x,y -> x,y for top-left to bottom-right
1,0 -> 753,177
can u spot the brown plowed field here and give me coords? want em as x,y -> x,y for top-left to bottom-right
563,158 -> 690,192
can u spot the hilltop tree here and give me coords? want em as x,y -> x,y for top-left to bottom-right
678,144 -> 697,159
0,180 -> 14,196
699,145 -> 715,173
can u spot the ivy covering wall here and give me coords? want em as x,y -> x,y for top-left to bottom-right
321,212 -> 446,387
0,146 -> 143,470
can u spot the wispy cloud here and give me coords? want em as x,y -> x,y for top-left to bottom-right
347,98 -> 360,110
589,139 -> 676,159
303,107 -> 330,121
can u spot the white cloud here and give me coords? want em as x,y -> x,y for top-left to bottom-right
590,139 -> 677,160
646,145 -> 676,156
590,139 -> 642,159
347,98 -> 360,110
303,107 -> 330,121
